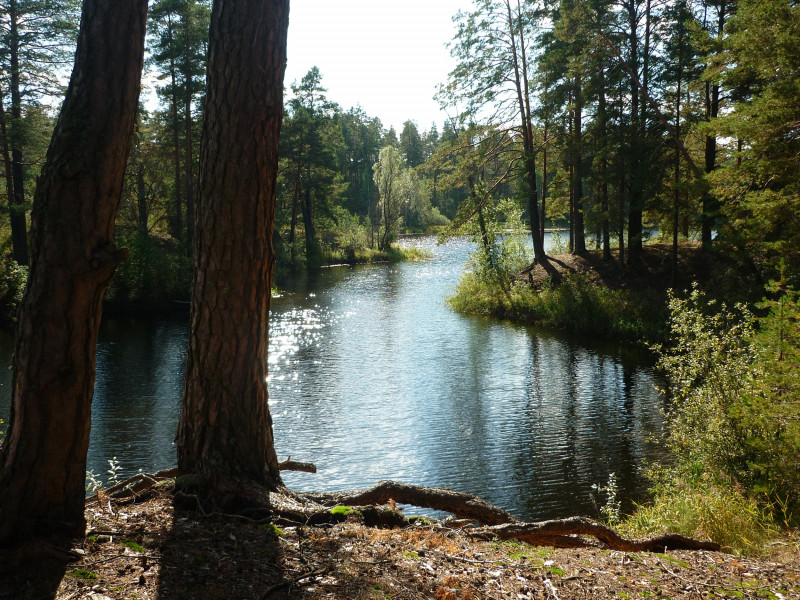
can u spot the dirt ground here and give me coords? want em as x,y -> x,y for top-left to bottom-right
2,482 -> 798,600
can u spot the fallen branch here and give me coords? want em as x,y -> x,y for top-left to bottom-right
299,481 -> 719,553
470,517 -> 720,552
278,458 -> 317,473
303,480 -> 514,525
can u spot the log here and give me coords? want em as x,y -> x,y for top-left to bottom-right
278,459 -> 317,473
303,480 -> 514,525
469,517 -> 721,552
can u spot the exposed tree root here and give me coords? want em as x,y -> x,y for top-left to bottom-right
470,517 -> 721,552
95,472 -> 721,554
303,480 -> 515,525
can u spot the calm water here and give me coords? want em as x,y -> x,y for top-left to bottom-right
0,237 -> 665,521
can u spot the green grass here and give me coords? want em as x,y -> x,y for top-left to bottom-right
321,244 -> 431,266
620,472 -> 778,555
449,272 -> 667,343
120,540 -> 145,553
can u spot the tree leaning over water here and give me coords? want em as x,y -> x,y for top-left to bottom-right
176,0 -> 289,506
0,0 -> 148,546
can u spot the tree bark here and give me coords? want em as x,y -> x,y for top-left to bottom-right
573,76 -> 586,255
176,0 -> 289,507
0,0 -> 148,546
166,14 -> 183,241
183,0 -> 195,244
702,0 -> 726,250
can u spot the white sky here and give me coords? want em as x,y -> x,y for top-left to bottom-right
284,0 -> 472,134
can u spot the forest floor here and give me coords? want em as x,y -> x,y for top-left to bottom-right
2,482 -> 798,600
521,242 -> 765,300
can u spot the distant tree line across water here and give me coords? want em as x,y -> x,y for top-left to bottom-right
1,0 -> 798,292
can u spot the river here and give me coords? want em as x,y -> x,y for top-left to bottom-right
0,236 -> 665,521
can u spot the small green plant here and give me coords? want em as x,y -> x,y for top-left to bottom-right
107,456 -> 121,485
67,569 -> 97,581
121,540 -> 145,553
262,523 -> 285,537
330,505 -> 352,517
591,472 -> 621,525
85,469 -> 103,494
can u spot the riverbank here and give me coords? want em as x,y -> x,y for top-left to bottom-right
4,482 -> 798,599
449,242 -> 766,344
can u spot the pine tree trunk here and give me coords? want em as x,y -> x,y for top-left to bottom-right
573,77 -> 586,255
8,0 -> 29,266
176,0 -> 289,503
0,0 -> 147,546
183,0 -> 195,244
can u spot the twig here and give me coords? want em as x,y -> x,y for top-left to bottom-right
656,556 -> 769,596
543,577 -> 560,600
261,567 -> 327,599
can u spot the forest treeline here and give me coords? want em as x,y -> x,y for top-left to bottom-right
1,0 -> 798,319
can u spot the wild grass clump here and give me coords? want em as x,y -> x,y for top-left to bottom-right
624,281 -> 800,555
621,469 -> 777,555
320,244 -> 430,265
449,271 -> 666,342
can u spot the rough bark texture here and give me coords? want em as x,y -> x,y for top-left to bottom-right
176,0 -> 289,505
0,0 -> 148,546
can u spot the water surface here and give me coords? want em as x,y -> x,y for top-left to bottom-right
0,237 -> 665,521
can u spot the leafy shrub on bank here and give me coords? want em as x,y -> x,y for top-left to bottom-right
105,233 -> 191,311
449,271 -> 666,342
626,284 -> 800,553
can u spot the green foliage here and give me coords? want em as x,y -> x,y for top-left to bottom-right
67,569 -> 97,581
627,282 -> 800,552
330,505 -> 352,517
106,233 -> 191,310
653,287 -> 759,485
449,272 -> 665,343
373,145 -> 405,251
711,0 -> 800,259
622,469 -> 776,555
121,540 -> 145,553
591,473 -> 621,525
262,523 -> 285,537
0,253 -> 28,328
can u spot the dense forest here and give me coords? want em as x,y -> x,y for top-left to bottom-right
0,0 -> 798,594
0,0 -> 797,316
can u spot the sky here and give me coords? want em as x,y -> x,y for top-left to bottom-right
284,0 -> 472,134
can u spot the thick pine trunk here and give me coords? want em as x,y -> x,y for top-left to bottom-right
8,0 -> 29,266
176,0 -> 289,503
0,0 -> 147,546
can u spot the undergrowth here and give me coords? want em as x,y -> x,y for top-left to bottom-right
449,271 -> 666,342
623,282 -> 800,555
320,244 -> 430,265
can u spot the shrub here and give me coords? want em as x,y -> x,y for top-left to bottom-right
626,283 -> 800,553
106,233 -> 191,310
0,253 -> 27,328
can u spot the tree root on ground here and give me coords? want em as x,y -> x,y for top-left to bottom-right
94,472 -> 721,553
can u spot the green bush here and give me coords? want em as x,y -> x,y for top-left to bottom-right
626,283 -> 800,553
449,271 -> 666,342
106,233 -> 191,311
0,254 -> 27,328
